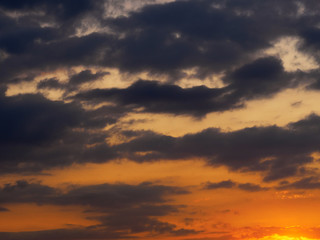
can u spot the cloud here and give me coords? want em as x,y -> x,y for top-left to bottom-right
0,0 -> 101,22
0,93 -> 83,145
237,183 -> 269,192
2,88 -> 320,182
73,79 -> 234,117
0,180 -> 56,204
0,180 -> 188,207
204,180 -> 268,192
104,0 -> 293,76
3,1 -> 320,239
93,204 -> 198,236
204,180 -> 237,189
0,206 -> 9,212
0,228 -> 122,240
0,180 -> 196,239
224,57 -> 289,99
0,0 -> 316,85
0,92 -> 121,174
37,78 -> 65,90
37,70 -> 109,92
277,177 -> 320,190
74,56 -> 292,117
68,70 -> 109,86
116,114 -> 320,181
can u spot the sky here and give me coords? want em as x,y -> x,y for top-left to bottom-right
2,0 -> 320,240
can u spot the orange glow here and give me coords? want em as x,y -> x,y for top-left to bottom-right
0,204 -> 99,232
251,234 -> 320,240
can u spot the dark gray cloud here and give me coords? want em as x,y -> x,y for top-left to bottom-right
299,27 -> 320,65
52,182 -> 188,208
0,180 -> 187,207
204,180 -> 268,192
204,180 -> 236,189
93,204 -> 198,236
37,78 -> 65,90
223,57 -> 290,100
0,93 -> 83,145
0,0 -> 317,87
237,183 -> 269,192
2,87 -> 320,182
73,79 -> 232,117
0,228 -> 122,240
0,92 -> 122,174
74,56 -> 293,117
104,0 -> 296,76
37,70 -> 109,92
0,180 -> 56,204
277,177 -> 320,190
68,70 -> 109,86
0,0 -> 97,18
0,180 -> 195,239
0,206 -> 9,212
116,114 -> 320,181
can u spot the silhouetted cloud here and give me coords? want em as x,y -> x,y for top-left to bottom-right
2,87 -> 320,182
0,92 -> 120,173
68,70 -> 109,86
37,78 -> 65,90
204,180 -> 268,192
237,183 -> 269,192
0,0 -> 317,86
204,180 -> 236,189
74,56 -> 292,117
37,70 -> 109,92
0,206 -> 9,212
116,114 -> 320,181
277,177 -> 320,190
0,180 -> 196,239
73,79 -> 232,117
0,93 -> 83,145
0,228 -> 122,240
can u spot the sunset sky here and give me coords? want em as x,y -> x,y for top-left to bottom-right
2,0 -> 320,240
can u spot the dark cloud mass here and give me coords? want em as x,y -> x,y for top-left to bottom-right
0,91 -> 120,173
0,0 -> 318,84
74,79 -> 232,117
0,180 -> 195,239
116,114 -> 320,182
0,93 -> 82,145
74,56 -> 291,117
2,83 -> 320,182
